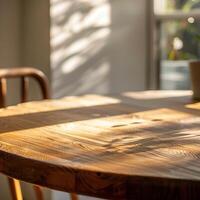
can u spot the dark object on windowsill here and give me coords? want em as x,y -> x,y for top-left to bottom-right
189,60 -> 200,100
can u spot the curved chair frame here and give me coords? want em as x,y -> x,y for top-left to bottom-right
0,67 -> 49,200
0,67 -> 78,200
0,67 -> 50,107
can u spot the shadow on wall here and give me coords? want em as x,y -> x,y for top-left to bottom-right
50,0 -> 147,98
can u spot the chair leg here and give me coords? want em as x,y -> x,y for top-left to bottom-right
70,193 -> 78,200
33,185 -> 44,200
8,177 -> 23,200
8,177 -> 77,200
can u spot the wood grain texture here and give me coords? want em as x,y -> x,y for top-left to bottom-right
0,91 -> 200,200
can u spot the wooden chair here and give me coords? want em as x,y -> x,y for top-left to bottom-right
0,67 -> 78,200
0,67 -> 49,200
0,67 -> 50,107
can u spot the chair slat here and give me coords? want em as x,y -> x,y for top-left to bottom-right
21,76 -> 29,103
33,185 -> 43,200
0,78 -> 7,108
8,178 -> 23,200
70,193 -> 79,200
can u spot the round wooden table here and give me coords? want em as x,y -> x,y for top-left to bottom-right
0,91 -> 200,200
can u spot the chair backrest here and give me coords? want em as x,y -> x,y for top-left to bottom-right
0,67 -> 50,108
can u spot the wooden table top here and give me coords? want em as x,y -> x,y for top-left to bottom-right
1,90 -> 200,200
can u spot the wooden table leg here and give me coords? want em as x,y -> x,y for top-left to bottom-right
70,193 -> 78,200
8,177 -> 23,200
33,185 -> 44,200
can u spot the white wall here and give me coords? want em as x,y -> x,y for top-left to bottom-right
21,0 -> 51,100
51,0 -> 147,98
0,0 -> 22,106
0,0 -> 21,67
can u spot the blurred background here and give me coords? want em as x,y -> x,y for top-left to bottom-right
0,0 -> 200,199
154,0 -> 200,90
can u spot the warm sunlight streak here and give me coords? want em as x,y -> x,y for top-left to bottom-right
61,28 -> 110,74
78,108 -> 195,130
51,0 -> 72,18
34,107 -> 196,140
50,0 -> 111,97
69,62 -> 110,93
123,90 -> 192,100
186,102 -> 200,110
61,56 -> 87,74
0,95 -> 121,117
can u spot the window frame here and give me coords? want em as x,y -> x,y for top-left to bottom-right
148,0 -> 200,89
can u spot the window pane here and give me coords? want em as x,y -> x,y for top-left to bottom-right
154,0 -> 200,14
159,19 -> 200,90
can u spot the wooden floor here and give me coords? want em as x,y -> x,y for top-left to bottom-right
0,91 -> 200,199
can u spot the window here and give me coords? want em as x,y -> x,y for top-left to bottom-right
152,0 -> 200,90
